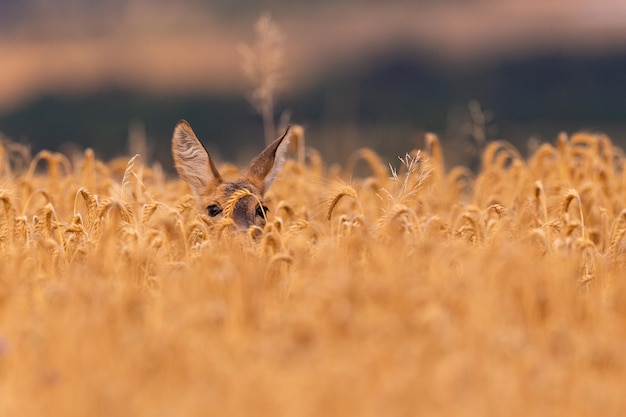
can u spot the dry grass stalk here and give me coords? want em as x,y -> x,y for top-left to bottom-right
239,13 -> 287,145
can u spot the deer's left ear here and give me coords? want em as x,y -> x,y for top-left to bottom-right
244,126 -> 291,194
171,120 -> 223,196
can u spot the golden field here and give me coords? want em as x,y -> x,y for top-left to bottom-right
1,131 -> 626,416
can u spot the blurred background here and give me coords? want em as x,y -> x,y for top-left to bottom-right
1,0 -> 626,170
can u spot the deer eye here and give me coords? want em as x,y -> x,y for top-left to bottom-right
255,205 -> 269,218
207,204 -> 222,217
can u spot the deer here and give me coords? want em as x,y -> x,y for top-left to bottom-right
171,120 -> 290,230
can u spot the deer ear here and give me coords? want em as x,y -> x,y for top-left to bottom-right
244,126 -> 291,194
171,120 -> 222,196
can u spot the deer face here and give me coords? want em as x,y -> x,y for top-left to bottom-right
171,120 -> 290,230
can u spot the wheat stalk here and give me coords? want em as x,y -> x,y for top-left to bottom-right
561,189 -> 586,240
121,154 -> 141,202
344,148 -> 389,184
326,185 -> 360,220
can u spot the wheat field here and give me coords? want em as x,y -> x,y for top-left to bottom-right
0,130 -> 625,416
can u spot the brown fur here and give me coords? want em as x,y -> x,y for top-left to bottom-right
172,120 -> 290,230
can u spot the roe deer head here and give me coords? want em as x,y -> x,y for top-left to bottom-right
172,120 -> 290,230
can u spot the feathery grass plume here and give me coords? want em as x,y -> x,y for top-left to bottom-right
466,100 -> 495,149
239,13 -> 287,145
392,152 -> 432,204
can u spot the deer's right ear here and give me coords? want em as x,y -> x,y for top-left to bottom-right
171,120 -> 222,195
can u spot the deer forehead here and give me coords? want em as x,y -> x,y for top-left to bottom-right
211,180 -> 263,204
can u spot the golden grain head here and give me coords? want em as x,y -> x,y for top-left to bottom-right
326,184 -> 360,220
0,128 -> 626,417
